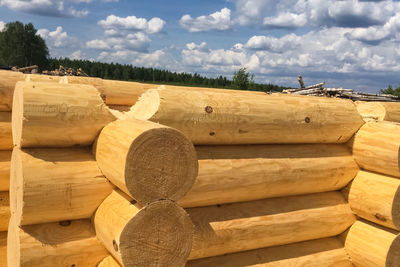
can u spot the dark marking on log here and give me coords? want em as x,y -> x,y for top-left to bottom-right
238,129 -> 249,134
205,106 -> 213,113
305,117 -> 311,123
375,213 -> 387,222
209,131 -> 215,136
113,239 -> 119,251
59,220 -> 71,227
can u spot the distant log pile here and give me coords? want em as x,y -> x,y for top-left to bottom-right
0,70 -> 399,266
284,75 -> 400,102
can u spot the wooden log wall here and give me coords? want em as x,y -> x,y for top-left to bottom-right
355,101 -> 400,122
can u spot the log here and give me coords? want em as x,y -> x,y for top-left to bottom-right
12,81 -> 116,148
25,74 -> 62,83
179,144 -> 358,207
0,191 -> 10,231
59,75 -> 105,94
187,237 -> 353,267
187,191 -> 356,260
103,80 -> 157,105
344,170 -> 400,230
0,112 -> 12,150
352,121 -> 400,177
98,256 -> 121,267
93,189 -> 193,267
7,217 -> 109,267
0,231 -> 6,267
0,70 -> 24,111
10,147 -> 113,226
342,220 -> 400,267
0,151 -> 11,191
130,88 -> 364,144
95,119 -> 198,204
356,101 -> 400,122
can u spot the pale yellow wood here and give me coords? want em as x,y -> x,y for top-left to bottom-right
356,101 -> 400,122
96,119 -> 198,205
187,237 -> 353,267
187,191 -> 356,260
25,74 -> 62,83
103,80 -> 157,105
179,144 -> 358,207
130,88 -> 364,144
98,256 -> 122,267
343,220 -> 400,267
0,191 -> 10,232
353,121 -> 400,177
9,147 -> 113,226
0,112 -> 12,150
345,170 -> 400,230
59,75 -> 105,93
7,217 -> 109,267
0,70 -> 25,111
0,151 -> 11,191
12,81 -> 116,148
93,189 -> 193,267
0,231 -> 6,267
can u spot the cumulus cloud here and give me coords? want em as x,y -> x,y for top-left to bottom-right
245,34 -> 301,52
70,50 -> 83,60
98,15 -> 165,34
0,0 -> 89,17
180,8 -> 233,32
263,12 -> 307,28
86,39 -> 111,50
37,26 -> 76,48
235,0 -> 273,26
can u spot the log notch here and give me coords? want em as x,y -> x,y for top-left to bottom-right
102,80 -> 157,106
0,151 -> 11,191
343,170 -> 400,230
130,88 -> 364,144
0,70 -> 25,111
342,220 -> 400,267
98,256 -> 121,267
0,191 -> 10,231
187,191 -> 356,260
93,189 -> 193,267
187,237 -> 353,267
356,101 -> 400,122
25,74 -> 62,83
12,81 -> 116,148
10,147 -> 113,226
179,144 -> 358,207
0,112 -> 12,150
352,121 -> 400,177
95,119 -> 198,205
7,217 -> 109,267
59,75 -> 105,94
0,231 -> 6,267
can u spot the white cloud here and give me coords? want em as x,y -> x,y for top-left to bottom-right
235,0 -> 273,26
37,26 -> 76,49
98,15 -> 165,34
0,21 -> 5,31
245,34 -> 301,52
70,50 -> 83,60
263,12 -> 307,28
86,39 -> 111,50
180,8 -> 233,32
0,0 -> 89,17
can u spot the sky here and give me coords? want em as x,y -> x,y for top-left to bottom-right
1,0 -> 400,92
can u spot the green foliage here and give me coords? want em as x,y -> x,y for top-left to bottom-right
0,21 -> 49,68
380,85 -> 400,97
232,68 -> 254,90
45,58 -> 286,92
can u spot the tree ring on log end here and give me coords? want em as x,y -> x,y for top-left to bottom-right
120,200 -> 193,267
387,234 -> 400,267
125,127 -> 198,205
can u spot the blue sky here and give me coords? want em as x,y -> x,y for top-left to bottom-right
1,0 -> 400,92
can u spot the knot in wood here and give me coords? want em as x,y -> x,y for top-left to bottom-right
113,239 -> 119,251
205,106 -> 213,113
59,220 -> 71,227
305,117 -> 311,123
374,213 -> 386,221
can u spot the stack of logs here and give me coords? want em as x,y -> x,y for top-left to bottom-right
0,70 -> 400,266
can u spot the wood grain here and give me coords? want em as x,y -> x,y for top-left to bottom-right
0,231 -> 6,267
0,191 -> 10,231
0,70 -> 24,111
0,112 -> 12,150
179,144 -> 358,207
130,88 -> 364,144
356,101 -> 400,122
0,151 -> 11,191
187,191 -> 356,260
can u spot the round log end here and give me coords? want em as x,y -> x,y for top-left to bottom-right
120,200 -> 193,267
12,81 -> 25,147
126,126 -> 198,204
387,234 -> 400,267
392,187 -> 400,230
129,89 -> 160,120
